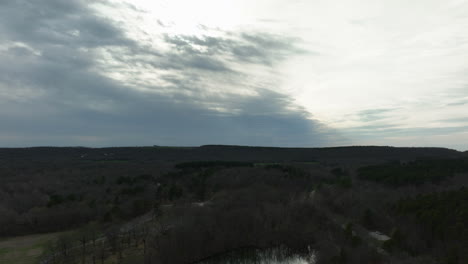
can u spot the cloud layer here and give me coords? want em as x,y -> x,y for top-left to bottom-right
1,0 -> 467,150
0,0 -> 342,147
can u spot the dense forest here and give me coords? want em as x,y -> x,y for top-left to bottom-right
0,146 -> 467,264
358,159 -> 468,186
391,187 -> 468,263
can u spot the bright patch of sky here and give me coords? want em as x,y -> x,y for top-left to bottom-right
92,0 -> 468,149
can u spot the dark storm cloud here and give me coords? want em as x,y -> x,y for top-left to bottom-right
0,0 -> 343,147
0,85 -> 341,147
0,0 -> 133,48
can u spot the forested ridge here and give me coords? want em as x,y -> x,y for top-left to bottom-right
358,159 -> 468,186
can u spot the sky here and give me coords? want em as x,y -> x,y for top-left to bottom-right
1,0 -> 468,150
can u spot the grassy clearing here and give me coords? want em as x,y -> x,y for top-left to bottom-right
0,231 -> 67,264
103,243 -> 145,264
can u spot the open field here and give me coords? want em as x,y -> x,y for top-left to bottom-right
0,232 -> 67,264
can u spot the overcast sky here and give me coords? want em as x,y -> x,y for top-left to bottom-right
1,0 -> 467,150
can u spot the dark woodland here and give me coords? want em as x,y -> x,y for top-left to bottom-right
1,145 -> 467,264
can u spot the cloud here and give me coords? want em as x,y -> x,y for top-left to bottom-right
0,0 -> 132,48
349,125 -> 468,137
438,117 -> 468,124
342,122 -> 468,150
356,108 -> 398,122
0,0 -> 342,147
446,98 -> 468,106
162,32 -> 305,67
